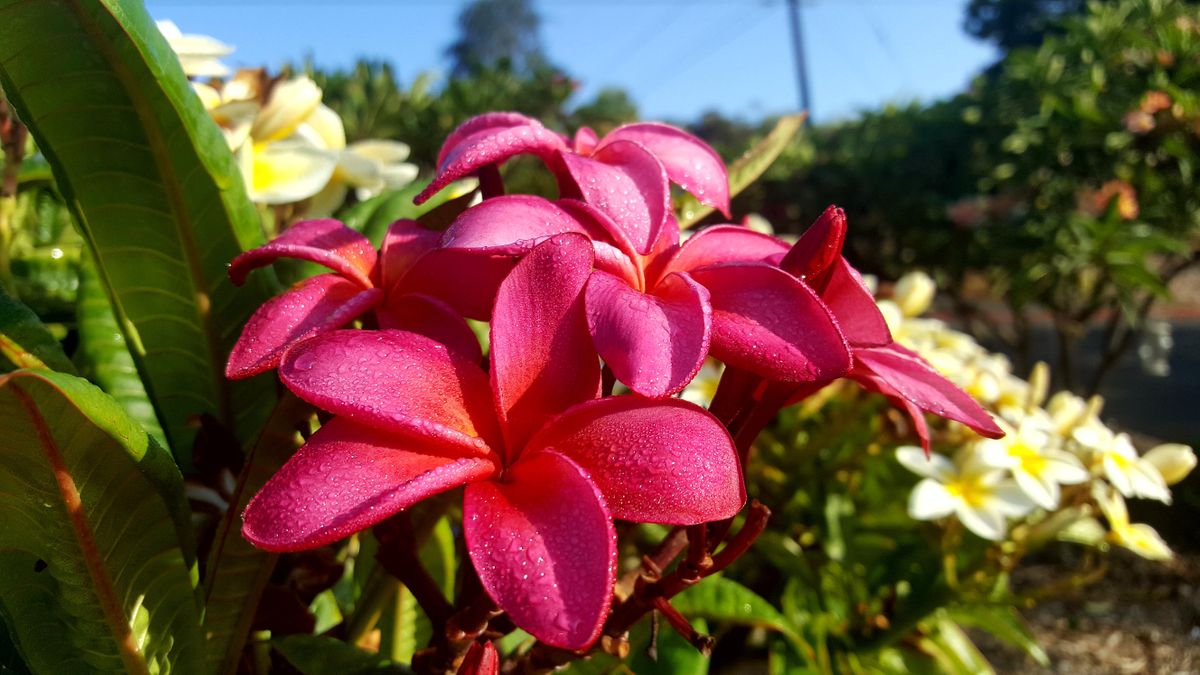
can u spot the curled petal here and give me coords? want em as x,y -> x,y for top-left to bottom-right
416,119 -> 567,204
436,112 -> 543,167
380,219 -> 442,293
441,196 -> 594,255
528,397 -> 744,524
226,275 -> 380,379
664,224 -> 789,278
585,270 -> 711,398
603,122 -> 731,216
464,451 -> 616,650
854,343 -> 1004,439
230,218 -> 377,288
280,329 -> 501,452
243,418 -> 497,551
457,641 -> 499,675
822,259 -> 891,347
491,234 -> 599,452
690,263 -> 851,383
779,205 -> 847,284
375,292 -> 483,364
560,141 -> 670,255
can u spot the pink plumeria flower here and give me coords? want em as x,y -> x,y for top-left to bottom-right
775,206 -> 1005,448
241,234 -> 745,650
438,195 -> 851,397
458,641 -> 499,675
414,112 -> 731,255
225,218 -> 505,378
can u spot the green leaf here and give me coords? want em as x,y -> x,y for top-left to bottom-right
0,0 -> 276,465
0,369 -> 202,674
273,635 -> 412,675
0,287 -> 75,373
915,614 -> 994,675
629,617 -> 710,675
75,259 -> 165,447
673,576 -> 792,636
677,113 -> 806,228
202,393 -> 311,675
948,605 -> 1048,667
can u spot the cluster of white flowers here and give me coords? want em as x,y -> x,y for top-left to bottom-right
886,271 -> 1195,559
157,21 -> 418,216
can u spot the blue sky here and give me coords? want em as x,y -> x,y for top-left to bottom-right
146,0 -> 998,123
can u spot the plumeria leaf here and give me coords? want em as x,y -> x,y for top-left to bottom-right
0,0 -> 276,464
0,288 -> 74,373
0,369 -> 203,673
273,635 -> 412,674
673,576 -> 801,645
948,606 -> 1049,667
677,113 -> 806,228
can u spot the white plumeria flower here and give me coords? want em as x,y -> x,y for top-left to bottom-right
680,360 -> 724,408
976,420 -> 1088,509
302,112 -> 420,217
1142,443 -> 1196,485
1094,484 -> 1173,560
894,271 -> 936,318
156,20 -> 233,78
1072,424 -> 1170,503
897,446 -> 1034,541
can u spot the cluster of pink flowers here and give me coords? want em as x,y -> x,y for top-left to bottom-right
227,112 -> 1002,656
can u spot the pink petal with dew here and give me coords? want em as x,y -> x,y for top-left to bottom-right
854,343 -> 1004,439
528,397 -> 744,524
690,263 -> 851,383
603,122 -> 731,217
374,292 -> 483,364
242,418 -> 497,551
464,451 -> 615,650
573,126 -> 599,154
821,259 -> 892,347
779,206 -> 847,285
436,112 -> 543,168
225,275 -> 381,379
280,329 -> 501,452
441,196 -> 593,255
416,122 -> 567,205
585,270 -> 711,398
555,198 -> 639,260
400,248 -> 517,321
380,219 -> 442,293
457,641 -> 499,675
854,370 -> 933,452
490,234 -> 599,453
664,224 -> 790,278
560,140 -> 669,255
229,218 -> 377,288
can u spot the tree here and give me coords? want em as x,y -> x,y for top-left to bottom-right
446,0 -> 548,77
964,0 -> 1088,50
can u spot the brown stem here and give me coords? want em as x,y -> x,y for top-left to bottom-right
652,597 -> 714,656
373,514 -> 454,629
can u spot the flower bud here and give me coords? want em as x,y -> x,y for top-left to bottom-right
1142,443 -> 1196,485
894,271 -> 936,318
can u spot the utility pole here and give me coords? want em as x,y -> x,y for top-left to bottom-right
786,0 -> 812,123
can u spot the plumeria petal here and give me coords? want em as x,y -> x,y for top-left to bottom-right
401,248 -> 518,321
374,293 -> 483,364
226,275 -> 381,379
457,641 -> 499,675
988,480 -> 1036,517
416,117 -> 567,204
464,451 -> 615,650
229,218 -> 377,288
854,343 -> 1004,439
380,219 -> 442,293
821,259 -> 892,347
244,138 -> 338,205
908,479 -> 956,519
586,270 -> 711,398
602,122 -> 730,216
663,225 -> 789,278
956,503 -> 1007,541
441,196 -> 594,255
896,446 -> 955,481
1014,469 -> 1059,510
559,140 -> 670,255
527,397 -> 743,524
243,418 -> 497,551
280,329 -> 501,452
251,76 -> 323,142
689,263 -> 851,383
491,234 -> 600,452
436,112 -> 543,168
780,206 -> 847,284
